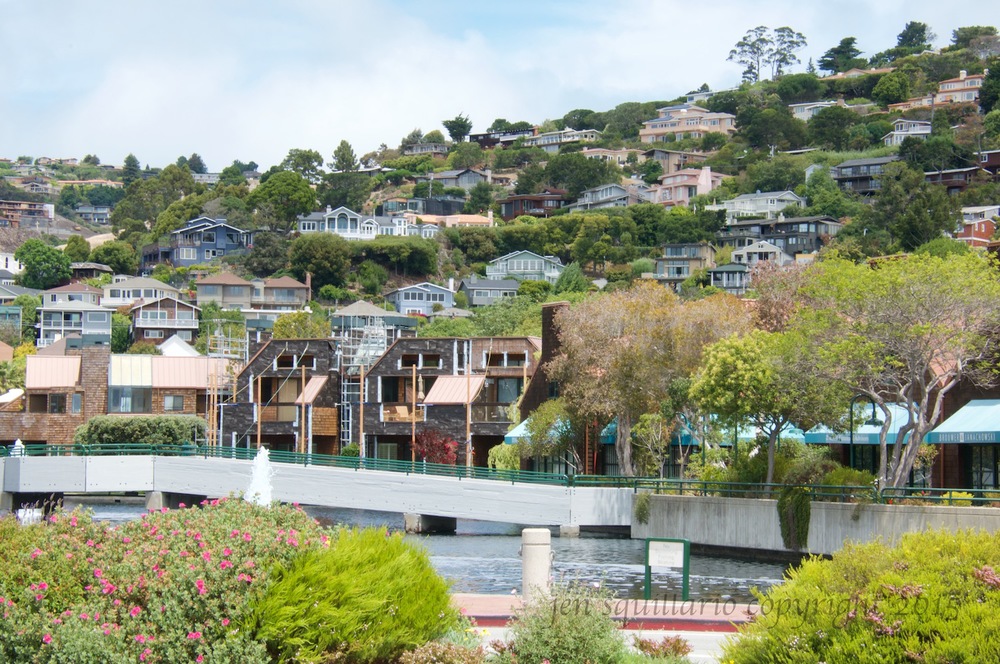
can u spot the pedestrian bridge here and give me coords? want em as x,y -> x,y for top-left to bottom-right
0,445 -> 634,530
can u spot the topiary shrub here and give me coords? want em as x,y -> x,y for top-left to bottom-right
245,528 -> 458,663
722,529 -> 1000,662
498,583 -> 628,664
777,486 -> 811,550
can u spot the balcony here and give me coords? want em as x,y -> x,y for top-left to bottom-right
470,403 -> 512,423
380,404 -> 427,423
134,318 -> 199,329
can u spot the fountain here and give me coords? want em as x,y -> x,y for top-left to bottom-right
245,447 -> 274,507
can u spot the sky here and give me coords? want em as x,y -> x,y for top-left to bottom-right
2,0 -> 997,171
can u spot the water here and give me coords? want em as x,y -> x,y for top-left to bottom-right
245,448 -> 274,507
66,498 -> 788,602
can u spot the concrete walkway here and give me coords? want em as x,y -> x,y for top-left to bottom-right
452,594 -> 752,664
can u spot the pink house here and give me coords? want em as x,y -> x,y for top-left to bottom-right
638,105 -> 736,143
936,70 -> 986,104
645,167 -> 725,207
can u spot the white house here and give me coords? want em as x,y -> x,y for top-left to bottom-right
732,240 -> 795,267
883,119 -> 932,146
706,191 -> 806,221
486,250 -> 565,284
384,282 -> 455,316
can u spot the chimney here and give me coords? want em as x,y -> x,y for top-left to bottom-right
448,277 -> 454,291
326,205 -> 332,213
959,70 -> 967,80
305,272 -> 312,302
487,209 -> 494,224
485,168 -> 492,184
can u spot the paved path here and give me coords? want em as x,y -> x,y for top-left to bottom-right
453,594 -> 750,664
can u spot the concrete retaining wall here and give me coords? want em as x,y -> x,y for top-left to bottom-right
632,494 -> 1000,556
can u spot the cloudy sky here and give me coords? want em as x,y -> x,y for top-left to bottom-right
2,1 -> 996,171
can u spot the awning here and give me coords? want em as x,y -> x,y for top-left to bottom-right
805,403 -> 912,445
294,375 -> 328,405
110,355 -> 152,387
504,416 -> 572,445
422,375 -> 485,405
25,356 -> 81,390
927,399 -> 1000,444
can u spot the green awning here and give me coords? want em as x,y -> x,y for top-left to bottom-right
927,399 -> 1000,444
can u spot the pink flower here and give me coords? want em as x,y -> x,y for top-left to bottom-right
197,656 -> 204,663
122,537 -> 131,544
195,579 -> 207,595
222,548 -> 232,556
187,631 -> 202,639
141,647 -> 152,661
35,594 -> 43,601
178,502 -> 186,508
135,634 -> 147,643
202,551 -> 211,561
243,532 -> 252,542
38,582 -> 48,591
94,569 -> 102,578
219,560 -> 233,570
31,549 -> 43,559
221,618 -> 230,626
130,606 -> 142,618
42,634 -> 52,644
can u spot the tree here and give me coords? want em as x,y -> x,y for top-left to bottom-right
951,25 -> 997,49
448,142 -> 484,170
516,280 -> 552,301
126,341 -> 162,355
548,283 -> 749,475
807,105 -> 859,150
248,170 -> 316,232
729,26 -> 773,83
399,128 -> 424,151
111,312 -> 132,353
871,70 -> 911,106
14,239 -> 71,289
412,428 -> 459,464
632,413 -> 675,478
543,153 -> 621,198
242,232 -> 290,277
442,114 -> 473,143
422,130 -> 446,145
970,35 -> 1000,61
281,149 -> 325,183
217,164 -> 246,187
122,153 -> 141,186
896,21 -> 935,50
553,262 -> 592,294
318,171 -> 374,211
818,37 -> 865,73
272,311 -> 332,339
690,329 -> 848,484
775,73 -> 825,104
82,154 -> 100,166
800,254 -> 1000,488
187,153 -> 207,174
288,233 -> 352,290
464,181 -> 494,214
869,162 -> 958,251
63,235 -> 91,263
10,294 -> 39,343
980,64 -> 1000,114
770,26 -> 808,78
636,159 -> 663,185
331,140 -> 358,172
90,240 -> 139,275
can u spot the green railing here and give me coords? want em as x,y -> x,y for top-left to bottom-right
3,443 -> 998,504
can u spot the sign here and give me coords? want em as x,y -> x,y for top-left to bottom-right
647,540 -> 686,568
644,538 -> 690,601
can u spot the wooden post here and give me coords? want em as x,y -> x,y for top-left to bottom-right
358,364 -> 365,458
411,363 -> 417,463
466,352 -> 472,468
300,364 -> 307,455
256,375 -> 262,449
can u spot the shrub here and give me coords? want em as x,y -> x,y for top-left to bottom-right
632,634 -> 693,658
633,492 -> 651,525
0,499 -> 329,663
722,529 -> 1000,662
399,642 -> 486,664
73,415 -> 206,447
245,528 -> 458,663
339,443 -> 360,457
776,486 -> 811,550
500,583 -> 628,664
820,465 -> 876,491
941,491 -> 974,506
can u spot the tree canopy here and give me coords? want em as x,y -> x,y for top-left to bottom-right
15,239 -> 71,290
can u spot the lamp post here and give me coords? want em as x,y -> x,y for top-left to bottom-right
849,394 -> 879,470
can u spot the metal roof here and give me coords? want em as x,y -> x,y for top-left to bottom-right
25,356 -> 81,389
294,376 -> 328,405
151,356 -> 232,389
422,375 -> 485,405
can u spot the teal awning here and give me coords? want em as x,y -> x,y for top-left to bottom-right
504,417 -> 572,445
805,403 -> 911,445
927,399 -> 1000,444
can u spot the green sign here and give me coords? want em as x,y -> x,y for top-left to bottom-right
644,538 -> 690,601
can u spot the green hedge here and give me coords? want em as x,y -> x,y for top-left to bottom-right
73,415 -> 206,447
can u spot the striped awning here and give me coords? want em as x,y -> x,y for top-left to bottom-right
422,375 -> 485,405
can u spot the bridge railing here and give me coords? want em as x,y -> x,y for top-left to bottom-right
3,444 -> 995,504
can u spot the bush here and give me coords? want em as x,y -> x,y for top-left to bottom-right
0,499 -> 329,663
722,529 -> 1000,662
500,583 -> 628,664
632,634 -> 692,658
245,528 -> 458,663
941,491 -> 974,506
633,492 -> 651,525
399,642 -> 486,664
74,415 -> 206,447
820,465 -> 876,491
339,443 -> 360,457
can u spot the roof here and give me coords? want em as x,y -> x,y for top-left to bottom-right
489,250 -> 563,265
728,215 -> 841,228
294,376 -> 329,405
428,307 -> 473,319
263,276 -> 308,289
709,263 -> 749,273
460,277 -> 520,290
927,399 -> 1000,444
129,296 -> 200,313
39,300 -> 106,312
0,284 -> 43,300
70,262 -> 113,272
46,283 -> 103,294
25,356 -> 81,389
835,156 -> 900,168
332,300 -> 395,317
109,276 -> 180,292
732,190 -> 803,201
151,356 -> 232,389
196,273 -> 251,286
158,335 -> 201,357
385,282 -> 454,296
0,339 -> 12,362
422,375 -> 486,405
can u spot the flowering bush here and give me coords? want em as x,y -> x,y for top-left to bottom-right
0,498 -> 330,663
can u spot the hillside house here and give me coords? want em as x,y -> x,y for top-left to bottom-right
384,282 -> 455,316
130,297 -> 200,345
715,215 -> 843,254
648,243 -> 716,292
705,190 -> 805,221
141,217 -> 253,270
639,105 -> 736,143
497,189 -> 570,221
883,119 -> 932,146
520,128 -> 602,153
486,250 -> 565,284
645,167 -> 725,207
458,276 -> 519,307
833,156 -> 900,196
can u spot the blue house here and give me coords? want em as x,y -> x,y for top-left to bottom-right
384,282 -> 455,316
141,217 -> 253,270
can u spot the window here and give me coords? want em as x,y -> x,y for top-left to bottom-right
71,393 -> 82,414
200,284 -> 219,296
48,393 -> 67,414
178,331 -> 193,341
109,387 -> 152,413
164,395 -> 184,412
203,232 -> 216,244
179,248 -> 197,261
300,221 -> 317,232
144,330 -> 163,339
87,312 -> 108,323
276,354 -> 295,369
